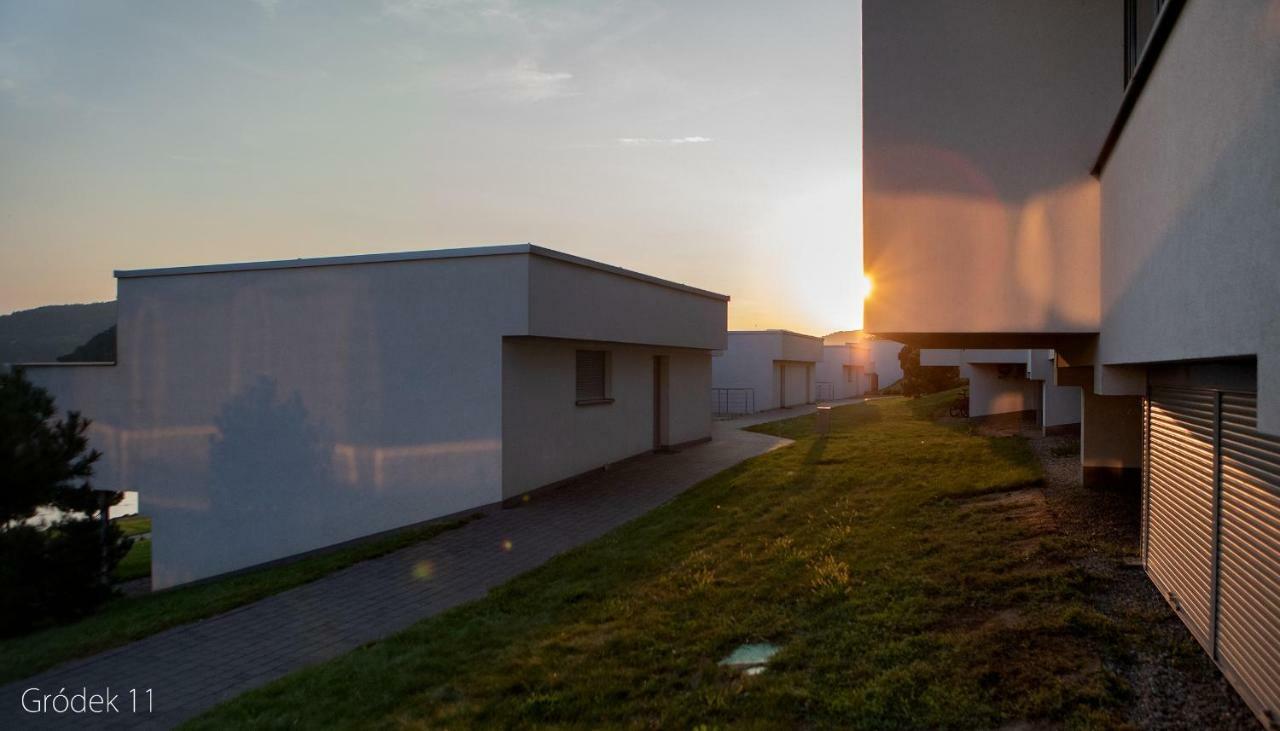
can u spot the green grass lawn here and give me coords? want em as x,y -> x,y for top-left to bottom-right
111,537 -> 151,583
188,393 -> 1140,729
112,514 -> 151,538
0,513 -> 481,685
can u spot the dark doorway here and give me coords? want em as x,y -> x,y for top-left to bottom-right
652,356 -> 669,449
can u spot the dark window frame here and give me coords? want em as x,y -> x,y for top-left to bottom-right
1125,0 -> 1167,87
1092,0 -> 1186,176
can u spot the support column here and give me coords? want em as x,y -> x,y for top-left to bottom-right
1041,381 -> 1082,436
1081,389 -> 1143,489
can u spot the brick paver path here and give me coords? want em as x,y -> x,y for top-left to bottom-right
3,419 -> 793,729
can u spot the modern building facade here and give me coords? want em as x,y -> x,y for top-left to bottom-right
863,1 -> 1279,722
866,337 -> 905,390
822,330 -> 905,393
21,244 -> 728,589
815,343 -> 871,401
711,330 -> 823,414
922,349 -> 1082,434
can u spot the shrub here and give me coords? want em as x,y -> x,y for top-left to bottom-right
897,345 -> 964,398
0,368 -> 130,635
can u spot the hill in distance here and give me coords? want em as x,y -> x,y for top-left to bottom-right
0,302 -> 117,364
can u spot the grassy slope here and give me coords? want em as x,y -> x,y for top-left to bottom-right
0,514 -> 480,684
112,515 -> 151,538
112,538 -> 151,582
190,394 -> 1136,729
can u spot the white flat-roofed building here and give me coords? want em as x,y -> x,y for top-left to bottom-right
821,331 -> 906,395
19,244 -> 728,589
815,343 -> 869,401
711,330 -> 823,414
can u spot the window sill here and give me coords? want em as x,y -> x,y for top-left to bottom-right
575,398 -> 615,407
1092,0 -> 1186,176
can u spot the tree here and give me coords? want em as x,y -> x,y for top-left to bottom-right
0,368 -> 130,634
897,344 -> 963,398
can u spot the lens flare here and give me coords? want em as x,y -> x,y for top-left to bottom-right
501,539 -> 513,552
412,560 -> 435,580
859,273 -> 874,300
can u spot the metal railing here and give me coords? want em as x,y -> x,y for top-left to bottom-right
711,388 -> 756,416
815,382 -> 835,402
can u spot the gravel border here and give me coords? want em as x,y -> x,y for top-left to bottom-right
1022,429 -> 1257,730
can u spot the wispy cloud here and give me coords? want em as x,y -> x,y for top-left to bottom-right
474,59 -> 577,103
618,136 -> 713,146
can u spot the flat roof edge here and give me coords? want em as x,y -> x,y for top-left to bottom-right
114,243 -> 730,302
114,243 -> 535,279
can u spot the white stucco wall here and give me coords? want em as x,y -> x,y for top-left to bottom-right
711,337 -> 776,412
527,254 -> 727,351
1097,2 -> 1278,401
1025,349 -> 1054,382
869,340 -> 904,386
1042,381 -> 1082,428
921,349 -> 962,368
967,363 -> 1040,418
962,349 -> 1033,365
862,0 -> 1119,337
29,254 -> 528,588
24,246 -> 728,589
501,340 -> 709,498
816,345 -> 864,400
712,331 -> 822,411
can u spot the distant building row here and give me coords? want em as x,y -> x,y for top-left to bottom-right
709,330 -> 903,415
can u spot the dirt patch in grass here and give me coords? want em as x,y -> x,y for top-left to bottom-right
956,486 -> 1058,538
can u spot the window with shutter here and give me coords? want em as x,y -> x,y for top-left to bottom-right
575,350 -> 610,404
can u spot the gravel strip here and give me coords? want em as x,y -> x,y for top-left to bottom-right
1022,428 -> 1256,730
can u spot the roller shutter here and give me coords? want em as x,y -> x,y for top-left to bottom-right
1146,386 -> 1218,648
1217,392 -> 1280,721
575,350 -> 607,402
1143,387 -> 1280,725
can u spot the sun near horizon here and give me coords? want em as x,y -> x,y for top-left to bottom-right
0,1 -> 864,338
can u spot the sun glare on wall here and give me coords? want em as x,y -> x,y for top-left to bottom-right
857,273 -> 874,300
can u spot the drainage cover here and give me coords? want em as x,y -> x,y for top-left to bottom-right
719,643 -> 779,675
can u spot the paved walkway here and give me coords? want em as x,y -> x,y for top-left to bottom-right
2,420 -> 793,729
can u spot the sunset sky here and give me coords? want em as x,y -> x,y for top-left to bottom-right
0,0 -> 863,333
